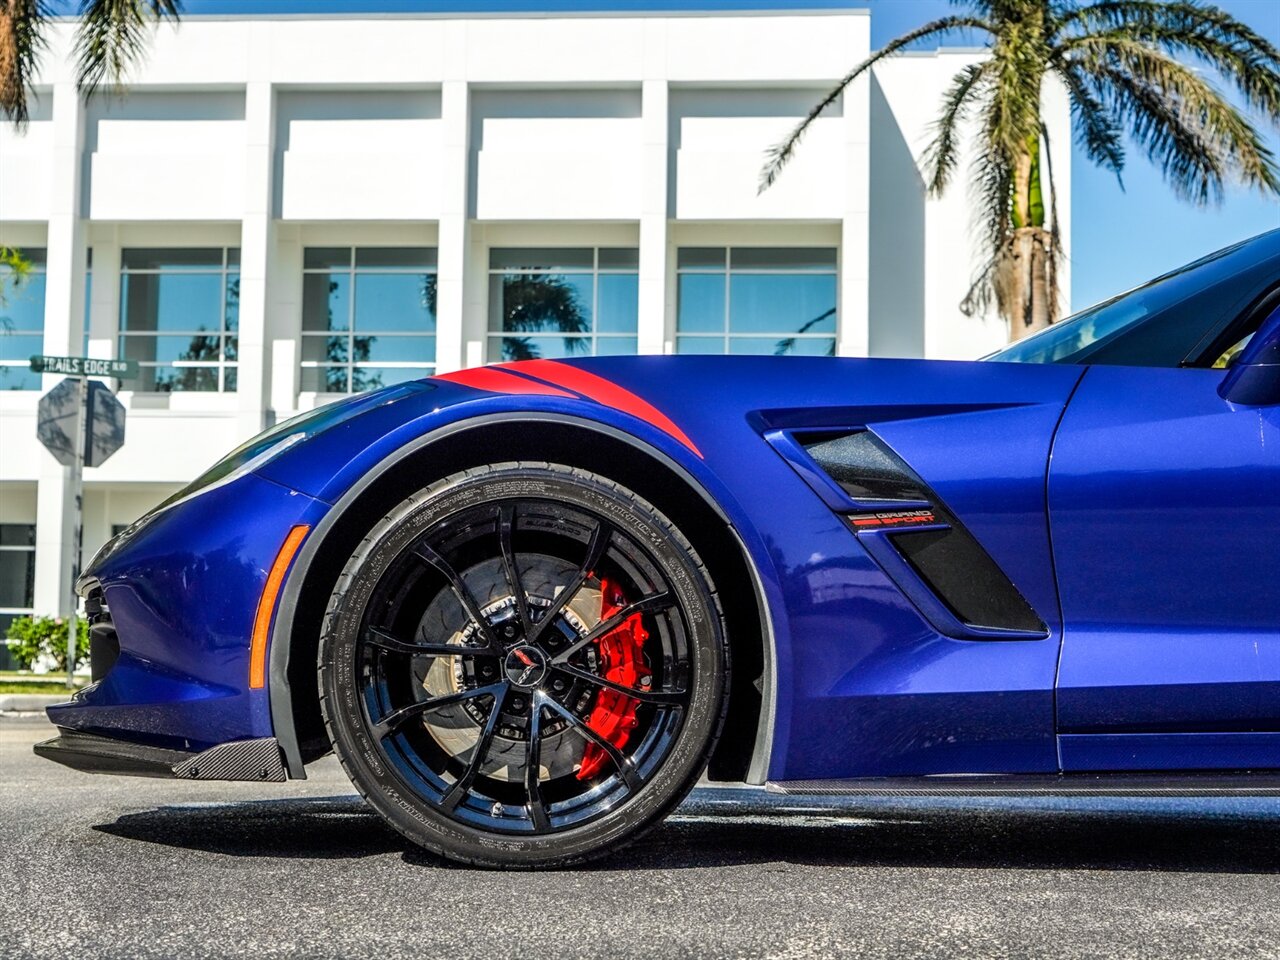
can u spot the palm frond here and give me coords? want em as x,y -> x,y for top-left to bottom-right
1063,1 -> 1280,69
1057,23 -> 1280,121
923,62 -> 992,196
0,0 -> 48,127
1070,38 -> 1280,202
985,13 -> 1051,160
74,0 -> 181,99
1052,61 -> 1125,182
961,133 -> 1015,318
759,14 -> 996,192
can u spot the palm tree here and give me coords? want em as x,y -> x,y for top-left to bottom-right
1,0 -> 182,128
760,0 -> 1280,341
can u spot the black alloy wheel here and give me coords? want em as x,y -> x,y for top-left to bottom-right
319,463 -> 728,867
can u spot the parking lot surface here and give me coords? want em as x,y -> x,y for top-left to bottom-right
3,713 -> 1280,959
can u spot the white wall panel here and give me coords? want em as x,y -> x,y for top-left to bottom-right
0,100 -> 55,222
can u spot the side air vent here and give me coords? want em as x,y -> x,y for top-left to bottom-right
891,527 -> 1045,634
786,429 -> 1047,638
801,431 -> 930,504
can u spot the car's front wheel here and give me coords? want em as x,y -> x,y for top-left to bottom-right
319,462 -> 727,868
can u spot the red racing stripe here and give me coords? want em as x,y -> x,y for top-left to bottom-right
503,359 -> 703,457
434,366 -> 577,398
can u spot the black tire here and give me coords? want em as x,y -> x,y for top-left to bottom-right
319,462 -> 728,868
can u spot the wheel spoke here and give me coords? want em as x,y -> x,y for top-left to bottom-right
525,693 -> 551,831
413,541 -> 502,650
527,520 -> 612,645
498,504 -> 533,638
365,626 -> 496,658
550,591 -> 675,664
372,682 -> 507,740
541,694 -> 642,790
440,683 -> 509,812
551,660 -> 685,706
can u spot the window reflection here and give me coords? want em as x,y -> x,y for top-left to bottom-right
118,248 -> 239,392
300,247 -> 437,393
487,248 -> 638,361
0,249 -> 47,390
675,247 -> 837,356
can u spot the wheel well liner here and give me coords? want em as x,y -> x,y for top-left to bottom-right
269,413 -> 771,784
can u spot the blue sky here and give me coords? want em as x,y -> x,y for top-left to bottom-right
49,0 -> 1280,310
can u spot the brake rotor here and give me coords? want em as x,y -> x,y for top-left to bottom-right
412,556 -> 605,782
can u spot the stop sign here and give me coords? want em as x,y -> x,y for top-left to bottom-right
37,378 -> 127,468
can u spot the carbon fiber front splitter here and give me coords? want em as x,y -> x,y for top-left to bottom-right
35,729 -> 288,782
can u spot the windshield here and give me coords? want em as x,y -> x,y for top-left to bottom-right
988,235 -> 1263,365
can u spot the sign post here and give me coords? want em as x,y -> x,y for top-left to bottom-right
31,356 -> 134,688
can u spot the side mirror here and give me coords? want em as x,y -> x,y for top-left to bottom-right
1219,303 -> 1280,405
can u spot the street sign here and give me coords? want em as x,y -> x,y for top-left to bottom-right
29,354 -> 139,380
35,375 -> 129,687
86,382 -> 127,468
37,379 -> 127,468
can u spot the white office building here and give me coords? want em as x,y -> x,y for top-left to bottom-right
0,7 -> 1071,653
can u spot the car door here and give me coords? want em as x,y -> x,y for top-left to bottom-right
1050,358 -> 1280,772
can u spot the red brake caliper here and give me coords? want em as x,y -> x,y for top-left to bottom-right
577,577 -> 649,780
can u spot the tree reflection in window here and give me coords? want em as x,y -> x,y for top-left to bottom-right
487,249 -> 638,362
300,247 -> 437,394
118,248 -> 240,392
497,273 -> 591,361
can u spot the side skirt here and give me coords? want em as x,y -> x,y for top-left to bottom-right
34,729 -> 288,783
768,774 -> 1280,798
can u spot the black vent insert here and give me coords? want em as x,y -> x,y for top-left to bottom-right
892,527 -> 1045,634
802,431 -> 929,503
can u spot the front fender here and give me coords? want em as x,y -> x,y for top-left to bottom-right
260,381 -> 790,782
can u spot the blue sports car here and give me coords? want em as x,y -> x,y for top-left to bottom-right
37,230 -> 1280,867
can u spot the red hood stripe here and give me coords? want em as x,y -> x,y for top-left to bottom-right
434,366 -> 576,398
502,360 -> 703,458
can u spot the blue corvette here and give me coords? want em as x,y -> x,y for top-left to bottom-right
37,230 -> 1280,867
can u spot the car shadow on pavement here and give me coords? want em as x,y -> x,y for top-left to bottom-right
95,790 -> 1280,873
95,797 -> 404,859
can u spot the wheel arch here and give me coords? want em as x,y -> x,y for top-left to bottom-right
268,412 -> 776,785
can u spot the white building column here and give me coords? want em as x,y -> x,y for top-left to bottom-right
638,78 -> 669,355
86,228 -> 120,360
837,71 -> 872,358
269,225 -> 302,417
33,82 -> 87,618
237,72 -> 277,433
436,74 -> 471,373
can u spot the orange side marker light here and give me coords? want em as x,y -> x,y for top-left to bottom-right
249,524 -> 310,690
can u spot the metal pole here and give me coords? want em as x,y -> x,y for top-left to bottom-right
67,374 -> 87,689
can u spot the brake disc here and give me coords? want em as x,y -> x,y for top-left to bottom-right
412,555 -> 603,782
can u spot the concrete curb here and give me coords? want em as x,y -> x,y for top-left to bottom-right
0,693 -> 68,713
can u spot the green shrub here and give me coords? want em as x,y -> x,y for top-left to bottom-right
4,615 -> 90,672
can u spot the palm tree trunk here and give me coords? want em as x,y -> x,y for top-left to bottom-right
1002,136 -> 1055,341
1000,227 -> 1054,340
0,2 -> 24,118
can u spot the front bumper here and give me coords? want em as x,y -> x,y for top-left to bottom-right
45,471 -> 330,758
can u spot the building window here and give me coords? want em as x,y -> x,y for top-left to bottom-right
488,248 -> 638,362
301,247 -> 437,394
676,247 -> 837,356
0,523 -> 36,643
0,248 -> 46,391
119,248 -> 240,392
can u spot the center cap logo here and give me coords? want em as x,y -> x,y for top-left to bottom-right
504,645 -> 549,688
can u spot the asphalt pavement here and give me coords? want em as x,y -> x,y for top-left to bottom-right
3,712 -> 1280,959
